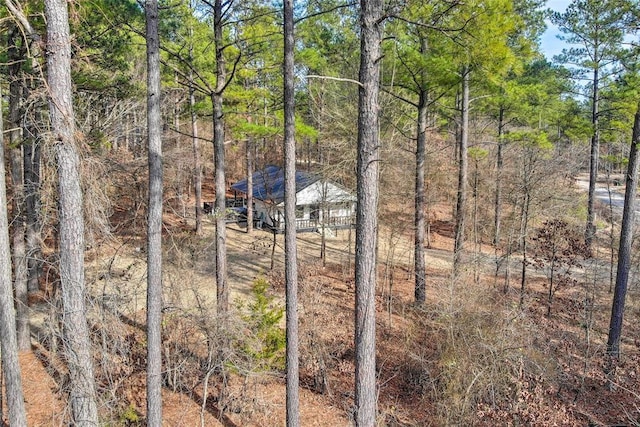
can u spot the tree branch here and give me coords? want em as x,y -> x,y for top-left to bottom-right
306,74 -> 363,88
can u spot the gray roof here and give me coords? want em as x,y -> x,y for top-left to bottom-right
230,165 -> 319,204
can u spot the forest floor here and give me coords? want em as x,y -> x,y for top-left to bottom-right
13,180 -> 640,426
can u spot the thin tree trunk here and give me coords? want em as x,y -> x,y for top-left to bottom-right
7,38 -> 30,350
9,23 -> 44,296
547,255 -> 556,317
453,66 -> 470,276
414,91 -> 427,304
493,106 -> 505,246
473,157 -> 480,285
607,101 -> 640,358
213,0 -> 228,315
188,1 -> 202,235
190,77 -> 202,235
145,0 -> 163,424
9,139 -> 29,353
24,136 -> 42,293
246,139 -> 254,234
585,67 -> 600,252
355,0 -> 382,424
283,2 -> 299,424
45,0 -> 99,423
0,70 -> 28,427
519,191 -> 530,308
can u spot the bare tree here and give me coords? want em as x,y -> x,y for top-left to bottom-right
607,101 -> 640,358
45,0 -> 99,423
283,1 -> 299,425
0,76 -> 28,427
355,0 -> 382,424
145,0 -> 164,424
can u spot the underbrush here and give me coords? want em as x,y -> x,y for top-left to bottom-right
399,280 -> 577,426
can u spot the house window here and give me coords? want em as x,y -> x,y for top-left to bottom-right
295,206 -> 304,219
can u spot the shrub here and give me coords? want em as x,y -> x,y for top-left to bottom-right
235,277 -> 286,371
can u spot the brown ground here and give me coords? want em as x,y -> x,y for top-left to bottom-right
12,192 -> 640,426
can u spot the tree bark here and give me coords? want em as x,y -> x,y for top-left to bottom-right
188,1 -> 202,236
7,34 -> 30,350
355,0 -> 382,424
585,67 -> 600,252
493,105 -> 505,246
5,8 -> 46,293
45,0 -> 99,423
414,90 -> 427,304
453,66 -> 470,276
246,139 -> 254,234
213,0 -> 228,316
283,2 -> 300,425
0,68 -> 28,427
190,76 -> 202,235
24,136 -> 42,294
145,0 -> 164,425
606,101 -> 640,358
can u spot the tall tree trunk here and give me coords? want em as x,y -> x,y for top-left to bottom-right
414,90 -> 427,304
355,0 -> 382,424
0,69 -> 28,427
585,67 -> 600,252
24,135 -> 42,293
145,0 -> 163,425
45,0 -> 99,423
189,0 -> 202,236
246,138 -> 254,234
213,0 -> 228,316
519,182 -> 531,308
7,35 -> 30,351
283,1 -> 299,424
493,105 -> 505,246
472,157 -> 480,285
607,101 -> 640,358
6,0 -> 44,297
453,66 -> 470,276
190,77 -> 202,235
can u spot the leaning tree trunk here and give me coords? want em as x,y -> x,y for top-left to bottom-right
453,66 -> 470,276
45,0 -> 99,423
607,101 -> 640,358
0,70 -> 28,427
283,2 -> 300,424
145,0 -> 163,425
355,0 -> 382,424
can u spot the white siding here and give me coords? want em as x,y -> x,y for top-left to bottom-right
290,181 -> 356,205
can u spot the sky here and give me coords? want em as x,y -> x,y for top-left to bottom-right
539,0 -> 570,60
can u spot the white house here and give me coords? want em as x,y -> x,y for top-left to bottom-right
230,165 -> 356,233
